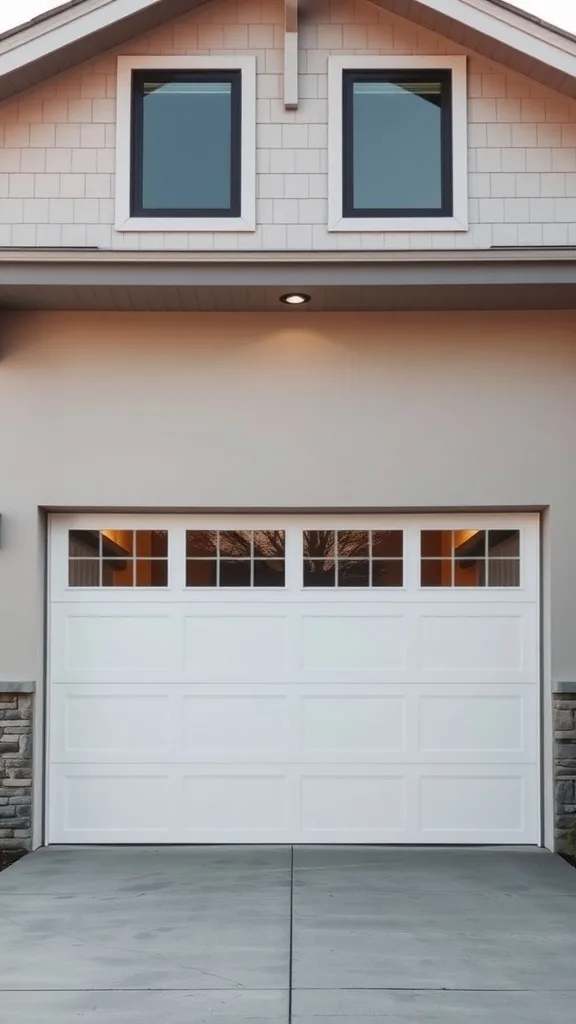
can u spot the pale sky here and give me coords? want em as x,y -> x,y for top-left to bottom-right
0,0 -> 575,35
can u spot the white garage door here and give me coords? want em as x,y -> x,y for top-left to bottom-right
48,514 -> 540,845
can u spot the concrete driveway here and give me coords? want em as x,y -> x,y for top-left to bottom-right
0,847 -> 575,1022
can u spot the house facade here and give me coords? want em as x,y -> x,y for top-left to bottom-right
0,0 -> 575,851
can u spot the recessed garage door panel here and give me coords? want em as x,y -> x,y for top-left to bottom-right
50,605 -> 536,686
417,607 -> 537,682
49,762 -> 540,845
50,682 -> 537,767
48,514 -> 540,844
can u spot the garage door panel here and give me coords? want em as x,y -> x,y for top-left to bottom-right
49,767 -> 174,843
417,770 -> 537,839
182,773 -> 290,835
300,612 -> 409,673
417,691 -> 531,757
51,684 -> 293,763
298,765 -> 539,844
181,694 -> 290,753
49,762 -> 539,845
299,694 -> 408,755
51,682 -> 537,767
184,612 -> 290,677
57,689 -> 173,759
48,513 -> 540,844
301,775 -> 407,834
51,604 -> 183,683
417,605 -> 537,683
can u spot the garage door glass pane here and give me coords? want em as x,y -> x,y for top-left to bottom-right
136,530 -> 168,558
103,559 -> 134,587
69,559 -> 100,586
304,531 -> 335,558
254,530 -> 286,558
454,559 -> 483,587
373,559 -> 403,587
220,560 -> 251,587
69,530 -> 100,557
488,530 -> 520,558
421,529 -> 519,588
186,530 -> 286,588
220,531 -> 251,557
337,531 -> 369,557
338,560 -> 369,586
68,529 -> 169,588
372,531 -> 403,557
421,531 -> 449,558
187,531 -> 217,557
304,559 -> 336,587
304,530 -> 403,588
102,530 -> 134,556
136,560 -> 168,587
488,558 -> 520,586
254,559 -> 285,587
186,559 -> 217,587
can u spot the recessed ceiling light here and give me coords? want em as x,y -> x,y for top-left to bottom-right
280,293 -> 311,305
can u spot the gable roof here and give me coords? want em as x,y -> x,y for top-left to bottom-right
0,0 -> 576,101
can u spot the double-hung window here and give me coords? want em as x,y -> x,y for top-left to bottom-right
116,57 -> 256,232
329,56 -> 467,233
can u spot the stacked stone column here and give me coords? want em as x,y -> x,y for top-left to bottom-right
0,692 -> 33,850
555,693 -> 576,846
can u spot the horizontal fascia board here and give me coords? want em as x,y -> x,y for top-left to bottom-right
1,248 -> 576,264
1,259 -> 576,288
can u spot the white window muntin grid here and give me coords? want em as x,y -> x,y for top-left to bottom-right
419,528 -> 521,589
56,516 -> 534,598
68,528 -> 169,588
302,528 -> 404,589
185,529 -> 286,588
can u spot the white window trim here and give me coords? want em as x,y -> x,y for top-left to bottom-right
328,55 -> 468,233
115,55 -> 256,233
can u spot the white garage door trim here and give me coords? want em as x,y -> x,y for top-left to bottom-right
47,513 -> 541,845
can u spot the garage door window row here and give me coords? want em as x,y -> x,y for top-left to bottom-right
67,527 -> 521,589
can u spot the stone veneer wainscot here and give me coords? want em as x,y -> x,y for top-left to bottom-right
555,688 -> 576,844
0,686 -> 33,850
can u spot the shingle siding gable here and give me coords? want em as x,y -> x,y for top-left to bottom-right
0,0 -> 575,251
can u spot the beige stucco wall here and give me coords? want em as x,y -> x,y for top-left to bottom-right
1,0 -> 576,251
0,308 -> 575,691
1,307 -> 575,847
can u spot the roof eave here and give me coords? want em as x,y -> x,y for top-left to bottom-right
0,0 -> 576,103
0,0 -> 206,102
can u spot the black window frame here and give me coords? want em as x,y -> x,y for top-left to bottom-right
130,69 -> 242,219
342,69 -> 454,219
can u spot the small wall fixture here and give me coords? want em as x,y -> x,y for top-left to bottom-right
280,293 -> 311,305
